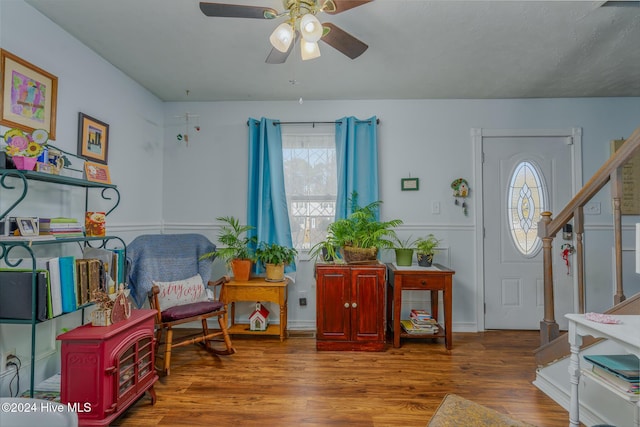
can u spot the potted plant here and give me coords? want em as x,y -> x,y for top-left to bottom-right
415,234 -> 442,267
322,192 -> 403,264
393,235 -> 416,266
255,242 -> 298,282
200,216 -> 257,281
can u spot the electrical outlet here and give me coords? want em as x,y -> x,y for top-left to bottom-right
299,291 -> 308,307
3,348 -> 17,367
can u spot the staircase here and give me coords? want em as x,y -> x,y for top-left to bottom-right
532,125 -> 640,425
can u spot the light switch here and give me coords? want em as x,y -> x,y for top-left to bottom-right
432,201 -> 441,215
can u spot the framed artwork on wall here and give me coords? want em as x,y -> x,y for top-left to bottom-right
401,177 -> 419,191
0,49 -> 58,139
78,112 -> 109,165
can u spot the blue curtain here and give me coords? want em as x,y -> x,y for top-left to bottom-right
335,116 -> 379,220
247,117 -> 295,272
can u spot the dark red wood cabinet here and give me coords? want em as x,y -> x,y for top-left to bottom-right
57,309 -> 158,426
315,263 -> 386,351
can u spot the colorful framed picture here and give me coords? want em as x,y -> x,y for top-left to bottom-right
84,161 -> 111,184
0,49 -> 58,139
401,178 -> 419,191
78,112 -> 109,165
16,217 -> 39,237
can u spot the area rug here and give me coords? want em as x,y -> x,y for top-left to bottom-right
426,394 -> 537,427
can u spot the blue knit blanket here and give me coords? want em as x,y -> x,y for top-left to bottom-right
126,234 -> 216,308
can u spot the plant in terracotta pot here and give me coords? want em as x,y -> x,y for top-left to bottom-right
415,234 -> 442,267
323,192 -> 403,264
393,235 -> 416,266
255,242 -> 298,282
200,216 -> 257,281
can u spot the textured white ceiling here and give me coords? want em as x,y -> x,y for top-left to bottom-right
24,0 -> 640,102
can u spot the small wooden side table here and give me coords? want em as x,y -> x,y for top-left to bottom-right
387,263 -> 455,349
224,277 -> 289,341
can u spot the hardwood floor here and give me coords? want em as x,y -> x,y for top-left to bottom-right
114,330 -> 571,427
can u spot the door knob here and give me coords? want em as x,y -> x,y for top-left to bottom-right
344,303 -> 350,308
352,302 -> 357,308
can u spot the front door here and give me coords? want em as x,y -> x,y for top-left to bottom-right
483,135 -> 575,330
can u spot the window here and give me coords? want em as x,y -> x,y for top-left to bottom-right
507,160 -> 547,257
282,131 -> 336,250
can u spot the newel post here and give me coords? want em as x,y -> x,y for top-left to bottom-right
539,211 -> 559,345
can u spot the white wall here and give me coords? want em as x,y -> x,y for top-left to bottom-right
0,0 -> 164,396
161,98 -> 640,330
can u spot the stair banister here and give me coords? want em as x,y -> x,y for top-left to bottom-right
537,125 -> 640,345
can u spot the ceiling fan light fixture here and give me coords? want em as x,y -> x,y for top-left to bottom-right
300,13 -> 322,43
269,22 -> 294,52
300,39 -> 321,60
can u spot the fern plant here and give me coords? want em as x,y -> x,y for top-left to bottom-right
325,193 -> 403,250
199,216 -> 257,266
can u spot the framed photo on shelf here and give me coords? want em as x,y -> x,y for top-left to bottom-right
0,49 -> 58,139
84,161 -> 111,184
77,112 -> 109,165
16,217 -> 39,237
401,177 -> 419,191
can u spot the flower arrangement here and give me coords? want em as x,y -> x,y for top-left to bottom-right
2,128 -> 48,158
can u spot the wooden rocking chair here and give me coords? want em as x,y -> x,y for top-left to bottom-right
127,234 -> 235,375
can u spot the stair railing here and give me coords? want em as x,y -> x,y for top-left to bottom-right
537,125 -> 640,346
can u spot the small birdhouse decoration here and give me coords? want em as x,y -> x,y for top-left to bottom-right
451,178 -> 470,216
249,302 -> 270,331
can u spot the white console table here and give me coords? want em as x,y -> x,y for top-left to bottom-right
566,313 -> 640,427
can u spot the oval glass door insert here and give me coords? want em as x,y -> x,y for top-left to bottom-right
507,160 -> 546,257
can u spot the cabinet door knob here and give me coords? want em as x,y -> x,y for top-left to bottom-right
344,302 -> 350,308
421,280 -> 427,285
352,302 -> 357,308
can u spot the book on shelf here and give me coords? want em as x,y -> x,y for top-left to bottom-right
584,354 -> 640,382
410,309 -> 433,320
401,319 -> 438,334
588,366 -> 640,395
59,256 -> 78,313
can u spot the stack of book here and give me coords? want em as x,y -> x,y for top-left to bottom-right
401,309 -> 439,334
584,354 -> 640,395
39,217 -> 84,238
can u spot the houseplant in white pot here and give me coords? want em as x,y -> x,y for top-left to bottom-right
200,216 -> 256,281
255,242 -> 298,282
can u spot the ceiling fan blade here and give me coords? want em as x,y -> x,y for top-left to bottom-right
199,2 -> 277,19
265,37 -> 297,64
320,23 -> 368,59
324,0 -> 373,15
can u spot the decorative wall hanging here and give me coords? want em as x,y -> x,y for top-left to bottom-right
401,177 -> 419,191
1,49 -> 58,139
451,178 -> 470,216
561,243 -> 575,275
78,112 -> 109,164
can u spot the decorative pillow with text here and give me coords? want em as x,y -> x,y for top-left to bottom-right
152,274 -> 208,311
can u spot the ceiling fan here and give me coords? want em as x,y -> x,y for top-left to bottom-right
199,0 -> 373,64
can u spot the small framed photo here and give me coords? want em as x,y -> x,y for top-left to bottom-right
84,161 -> 111,184
78,112 -> 109,165
16,217 -> 39,236
401,178 -> 419,191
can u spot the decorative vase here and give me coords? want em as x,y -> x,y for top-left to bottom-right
12,156 -> 38,171
394,248 -> 414,266
417,253 -> 434,267
231,258 -> 252,282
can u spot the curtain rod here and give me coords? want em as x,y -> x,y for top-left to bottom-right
246,118 -> 380,126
